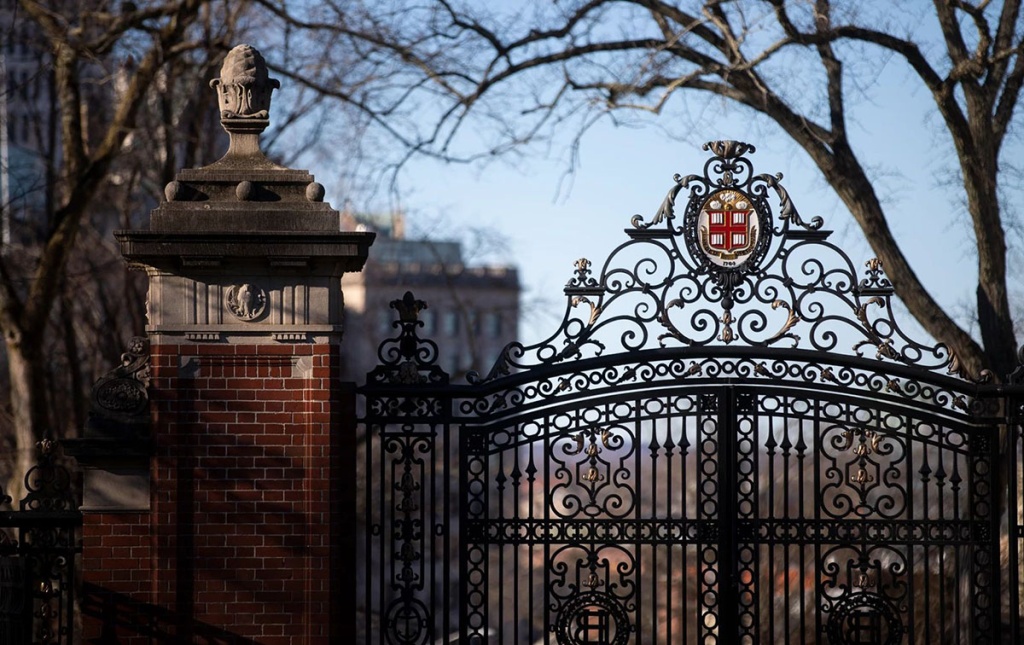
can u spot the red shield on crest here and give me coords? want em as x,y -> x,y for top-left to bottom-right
698,190 -> 759,265
705,207 -> 752,253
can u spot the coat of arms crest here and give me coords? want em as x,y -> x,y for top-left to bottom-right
697,189 -> 759,267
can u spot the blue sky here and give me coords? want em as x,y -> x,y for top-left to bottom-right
393,74 -> 1009,347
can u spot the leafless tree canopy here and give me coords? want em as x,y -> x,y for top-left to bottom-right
259,0 -> 1024,382
3,0 -> 1023,494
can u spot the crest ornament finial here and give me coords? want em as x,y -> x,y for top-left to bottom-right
210,44 -> 279,123
703,140 -> 756,159
391,291 -> 427,323
208,44 -> 280,159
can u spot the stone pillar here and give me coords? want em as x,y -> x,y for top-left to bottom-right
75,44 -> 373,644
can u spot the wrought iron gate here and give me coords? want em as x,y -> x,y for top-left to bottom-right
0,440 -> 81,645
357,141 -> 1020,644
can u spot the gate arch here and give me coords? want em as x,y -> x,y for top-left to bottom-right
357,142 -> 1009,644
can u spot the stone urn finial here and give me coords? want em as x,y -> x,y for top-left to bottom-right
209,44 -> 280,160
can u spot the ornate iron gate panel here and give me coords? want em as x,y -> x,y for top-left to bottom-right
356,142 -> 1016,644
0,440 -> 81,645
455,378 -> 1000,644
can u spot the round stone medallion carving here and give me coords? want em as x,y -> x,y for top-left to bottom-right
555,592 -> 631,645
225,283 -> 267,321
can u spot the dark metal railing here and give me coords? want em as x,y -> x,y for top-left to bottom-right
0,440 -> 81,645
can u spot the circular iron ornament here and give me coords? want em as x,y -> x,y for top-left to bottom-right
225,283 -> 267,321
696,189 -> 763,269
554,591 -> 631,645
383,598 -> 430,645
825,592 -> 904,645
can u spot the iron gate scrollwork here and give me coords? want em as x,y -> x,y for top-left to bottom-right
357,141 -> 1017,644
0,439 -> 81,645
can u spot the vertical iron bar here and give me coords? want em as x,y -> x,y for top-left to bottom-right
443,420 -> 451,644
528,432 -> 536,645
939,445 -> 948,639
797,415 -> 806,644
498,447 -> 504,642
459,425 -> 468,644
782,415 -> 791,645
513,428 -> 520,645
923,436 -> 932,644
635,399 -> 643,645
905,416 -> 915,645
683,410 -> 690,644
377,423 -> 386,645
663,413 -> 671,645
813,400 -> 823,643
544,417 -> 551,645
767,415 -> 776,643
1010,399 -> 1022,645
954,445 -> 963,643
652,418 -> 659,645
697,394 -> 711,645
429,423 -> 436,643
364,419 -> 372,643
718,387 -> 738,645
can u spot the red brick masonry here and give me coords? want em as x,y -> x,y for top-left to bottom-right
82,342 -> 348,645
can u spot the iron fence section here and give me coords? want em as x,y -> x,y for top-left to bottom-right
0,440 -> 81,645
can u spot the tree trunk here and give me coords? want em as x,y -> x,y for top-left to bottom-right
5,334 -> 46,503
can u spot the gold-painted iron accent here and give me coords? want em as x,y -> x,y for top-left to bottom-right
765,299 -> 801,345
565,434 -> 586,456
853,297 -> 902,362
838,428 -> 882,456
852,432 -> 881,457
719,310 -> 735,343
572,295 -> 602,326
851,468 -> 875,484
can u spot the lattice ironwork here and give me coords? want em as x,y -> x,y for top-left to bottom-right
0,440 -> 81,645
356,142 -> 1016,644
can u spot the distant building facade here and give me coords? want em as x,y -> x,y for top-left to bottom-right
340,212 -> 520,382
1,1 -> 54,243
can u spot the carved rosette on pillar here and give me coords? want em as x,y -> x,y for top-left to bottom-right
74,44 -> 374,645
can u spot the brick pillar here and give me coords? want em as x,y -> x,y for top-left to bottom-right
73,45 -> 373,644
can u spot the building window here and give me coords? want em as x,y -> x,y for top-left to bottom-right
420,309 -> 434,334
485,312 -> 502,338
443,311 -> 459,336
378,309 -> 394,335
